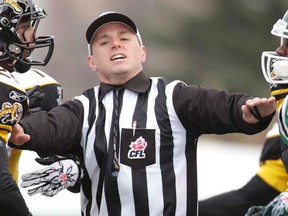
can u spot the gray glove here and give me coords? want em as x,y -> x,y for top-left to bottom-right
26,85 -> 44,109
245,192 -> 288,216
245,206 -> 266,216
20,155 -> 81,197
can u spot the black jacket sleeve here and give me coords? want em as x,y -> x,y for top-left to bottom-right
0,142 -> 32,216
173,83 -> 274,137
13,99 -> 84,154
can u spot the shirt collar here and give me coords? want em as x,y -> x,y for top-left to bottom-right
99,71 -> 151,101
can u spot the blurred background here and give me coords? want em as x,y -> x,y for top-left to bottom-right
19,0 -> 288,215
35,0 -> 287,100
33,0 -> 287,143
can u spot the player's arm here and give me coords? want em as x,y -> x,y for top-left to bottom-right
0,141 -> 32,215
0,72 -> 32,214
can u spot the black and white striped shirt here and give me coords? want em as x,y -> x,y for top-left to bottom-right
19,72 -> 272,216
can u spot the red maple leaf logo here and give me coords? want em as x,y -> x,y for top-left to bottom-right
130,136 -> 147,150
59,173 -> 67,182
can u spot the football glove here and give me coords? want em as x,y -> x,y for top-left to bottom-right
26,85 -> 44,109
245,206 -> 265,216
20,155 -> 82,197
245,192 -> 288,216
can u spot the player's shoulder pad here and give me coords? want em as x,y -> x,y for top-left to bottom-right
12,69 -> 60,89
0,70 -> 25,91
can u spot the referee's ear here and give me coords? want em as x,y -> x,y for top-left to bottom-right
87,55 -> 97,71
141,45 -> 147,64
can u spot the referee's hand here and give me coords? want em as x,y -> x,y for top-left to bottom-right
241,96 -> 276,124
9,124 -> 30,145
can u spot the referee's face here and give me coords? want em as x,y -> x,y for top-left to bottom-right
87,23 -> 146,85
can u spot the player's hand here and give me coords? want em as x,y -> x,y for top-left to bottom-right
245,206 -> 265,216
26,85 -> 44,109
262,191 -> 288,216
241,96 -> 276,123
20,155 -> 81,197
245,192 -> 288,216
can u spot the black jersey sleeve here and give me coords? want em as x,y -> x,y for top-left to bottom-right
173,83 -> 273,137
13,99 -> 84,155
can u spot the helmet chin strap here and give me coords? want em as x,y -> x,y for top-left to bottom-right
14,60 -> 31,73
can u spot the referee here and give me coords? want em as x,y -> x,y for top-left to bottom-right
10,11 -> 276,216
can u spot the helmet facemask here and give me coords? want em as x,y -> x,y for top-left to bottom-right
261,10 -> 288,84
0,0 -> 54,73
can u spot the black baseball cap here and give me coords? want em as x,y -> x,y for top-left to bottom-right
86,11 -> 142,46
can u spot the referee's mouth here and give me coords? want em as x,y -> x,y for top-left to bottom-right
111,53 -> 125,61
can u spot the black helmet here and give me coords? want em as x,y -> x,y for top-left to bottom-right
0,0 -> 54,73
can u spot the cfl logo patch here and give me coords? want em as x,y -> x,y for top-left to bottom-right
128,136 -> 147,159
